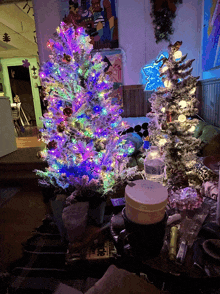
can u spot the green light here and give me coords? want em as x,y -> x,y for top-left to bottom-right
102,108 -> 107,115
128,147 -> 135,154
94,158 -> 99,164
52,164 -> 59,170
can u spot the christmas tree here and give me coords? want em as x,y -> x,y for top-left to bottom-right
34,22 -> 134,196
147,41 -> 202,193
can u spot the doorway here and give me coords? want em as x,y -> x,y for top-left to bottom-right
8,65 -> 36,126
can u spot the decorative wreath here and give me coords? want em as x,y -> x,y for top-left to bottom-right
150,0 -> 182,43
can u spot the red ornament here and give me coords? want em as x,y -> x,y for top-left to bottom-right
63,107 -> 73,117
63,53 -> 72,63
47,40 -> 54,49
166,111 -> 172,122
47,140 -> 57,150
57,122 -> 65,132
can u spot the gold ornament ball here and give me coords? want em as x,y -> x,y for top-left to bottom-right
179,100 -> 187,108
173,50 -> 182,59
189,125 -> 196,132
164,80 -> 172,88
48,111 -> 53,118
178,114 -> 186,122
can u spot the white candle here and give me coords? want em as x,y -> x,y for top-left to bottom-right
217,162 -> 220,226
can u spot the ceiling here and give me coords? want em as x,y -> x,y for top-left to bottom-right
0,0 -> 38,59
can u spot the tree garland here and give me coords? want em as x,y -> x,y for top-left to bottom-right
150,0 -> 182,43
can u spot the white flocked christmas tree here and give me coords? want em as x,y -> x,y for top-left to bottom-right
34,22 -> 136,198
147,41 -> 204,209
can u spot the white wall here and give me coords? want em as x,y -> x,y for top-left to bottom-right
33,0 -> 203,85
118,0 -> 203,85
33,0 -> 69,66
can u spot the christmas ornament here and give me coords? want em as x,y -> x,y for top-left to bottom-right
63,107 -> 73,117
164,80 -> 172,88
189,88 -> 196,95
47,40 -> 54,49
161,107 -> 166,113
47,140 -> 57,150
178,114 -> 186,122
63,53 -> 72,63
179,100 -> 187,108
173,50 -> 182,59
57,122 -> 65,132
93,105 -> 102,113
161,65 -> 168,73
188,125 -> 195,133
3,33 -> 11,43
166,111 -> 172,122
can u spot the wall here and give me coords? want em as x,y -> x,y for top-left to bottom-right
202,0 -> 220,80
118,0 -> 203,85
33,0 -> 69,66
33,0 -> 203,85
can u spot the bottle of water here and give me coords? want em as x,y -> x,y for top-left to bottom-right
144,146 -> 165,183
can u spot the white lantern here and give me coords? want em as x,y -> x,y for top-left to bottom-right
178,114 -> 186,122
174,50 -> 182,59
161,107 -> 166,113
179,100 -> 187,108
164,80 -> 172,88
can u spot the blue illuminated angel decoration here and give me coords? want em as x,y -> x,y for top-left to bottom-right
141,51 -> 169,91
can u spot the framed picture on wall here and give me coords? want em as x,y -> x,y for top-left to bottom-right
203,0 -> 220,71
92,49 -> 123,107
65,0 -> 119,50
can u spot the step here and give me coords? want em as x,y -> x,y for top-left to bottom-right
0,161 -> 47,172
11,267 -> 68,279
0,171 -> 42,187
22,235 -> 67,253
10,275 -> 59,293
